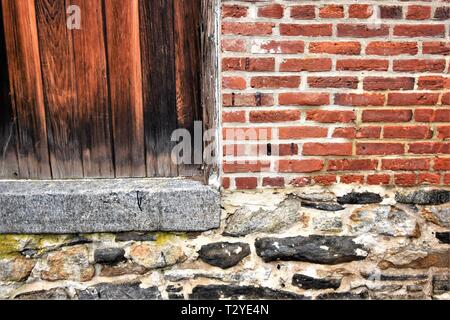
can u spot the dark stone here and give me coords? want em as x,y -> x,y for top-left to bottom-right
255,235 -> 368,265
361,272 -> 428,282
337,192 -> 382,205
190,285 -> 308,300
395,190 -> 450,205
436,232 -> 450,244
78,283 -> 161,300
292,274 -> 341,290
115,232 -> 157,242
167,285 -> 184,300
198,242 -> 251,269
433,275 -> 449,295
317,290 -> 369,300
15,288 -> 70,300
94,248 -> 126,265
301,201 -> 344,212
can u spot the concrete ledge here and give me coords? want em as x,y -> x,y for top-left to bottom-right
0,179 -> 221,234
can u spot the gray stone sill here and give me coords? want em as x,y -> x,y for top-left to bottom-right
0,179 -> 220,234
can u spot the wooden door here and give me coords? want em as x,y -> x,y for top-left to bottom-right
0,0 -> 202,179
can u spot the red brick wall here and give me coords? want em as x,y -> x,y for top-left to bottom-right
220,0 -> 450,190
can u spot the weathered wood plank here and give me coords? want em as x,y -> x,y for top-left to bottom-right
174,0 -> 203,177
0,0 -> 19,179
70,0 -> 114,178
201,0 -> 219,183
104,0 -> 145,177
139,0 -> 178,177
1,0 -> 51,179
35,0 -> 83,178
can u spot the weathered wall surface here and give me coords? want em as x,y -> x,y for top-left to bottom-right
221,0 -> 450,190
0,187 -> 448,300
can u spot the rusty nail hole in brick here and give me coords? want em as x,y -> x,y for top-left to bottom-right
267,143 -> 272,156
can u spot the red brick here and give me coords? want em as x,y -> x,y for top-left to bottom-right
308,77 -> 358,89
437,126 -> 450,139
223,161 -> 270,173
443,93 -> 450,105
382,159 -> 430,171
435,7 -> 450,20
423,42 -> 450,55
280,24 -> 332,37
312,175 -> 337,186
279,93 -> 329,106
222,22 -> 274,36
387,93 -> 439,106
319,5 -> 344,18
336,59 -> 388,71
262,177 -> 285,188
434,158 -> 450,171
290,177 -> 311,187
393,59 -> 446,73
310,42 -> 361,55
415,109 -> 450,122
406,5 -> 432,20
222,77 -> 246,90
338,24 -> 390,38
380,6 -> 403,19
341,175 -> 365,184
223,128 -> 272,141
418,76 -> 450,90
328,159 -> 378,171
395,174 -> 417,186
363,77 -> 415,91
250,110 -> 301,123
279,126 -> 328,139
222,58 -> 275,72
394,25 -> 446,37
409,143 -> 450,154
357,127 -> 382,139
251,76 -> 300,89
222,5 -> 248,18
366,42 -> 418,56
222,39 -> 246,52
444,174 -> 450,185
368,174 -> 391,185
278,159 -> 324,173
349,5 -> 373,19
357,143 -> 404,155
254,40 -> 304,54
335,93 -> 385,106
258,4 -> 284,19
277,143 -> 300,156
384,126 -> 433,139
291,5 -> 315,20
223,93 -> 274,107
222,177 -> 230,189
222,111 -> 246,123
280,58 -> 332,72
332,127 -> 356,138
418,173 -> 440,184
302,143 -> 353,156
307,110 -> 356,123
235,177 -> 258,190
362,110 -> 413,123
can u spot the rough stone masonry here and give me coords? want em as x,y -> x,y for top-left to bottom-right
0,0 -> 449,300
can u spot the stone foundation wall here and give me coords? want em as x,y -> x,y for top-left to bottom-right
0,187 -> 448,300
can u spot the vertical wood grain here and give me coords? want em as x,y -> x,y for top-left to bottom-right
140,0 -> 178,177
0,0 -> 19,179
104,0 -> 145,177
35,0 -> 83,178
70,0 -> 114,178
1,0 -> 51,179
174,0 -> 203,176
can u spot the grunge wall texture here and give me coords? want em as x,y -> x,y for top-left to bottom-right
0,1 -> 448,300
